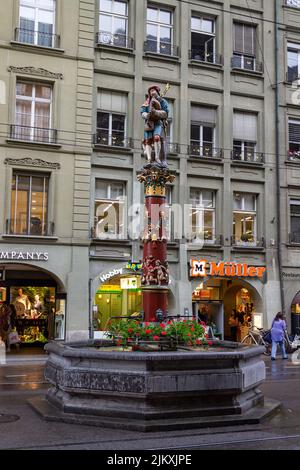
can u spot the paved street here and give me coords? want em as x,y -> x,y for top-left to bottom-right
1,349 -> 300,450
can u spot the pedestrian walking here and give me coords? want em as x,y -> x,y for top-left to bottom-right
271,312 -> 288,360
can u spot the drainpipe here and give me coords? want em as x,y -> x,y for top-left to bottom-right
275,0 -> 285,314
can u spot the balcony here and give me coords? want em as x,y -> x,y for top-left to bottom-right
231,55 -> 263,73
10,125 -> 58,144
96,32 -> 134,50
14,27 -> 60,48
285,0 -> 300,8
166,142 -> 180,154
93,131 -> 133,149
188,141 -> 223,159
189,49 -> 223,66
6,219 -> 54,237
231,149 -> 264,164
144,39 -> 179,58
231,236 -> 265,249
289,232 -> 300,244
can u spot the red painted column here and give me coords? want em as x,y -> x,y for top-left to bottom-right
137,167 -> 175,322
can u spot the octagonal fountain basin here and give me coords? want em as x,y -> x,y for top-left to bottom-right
29,339 -> 281,432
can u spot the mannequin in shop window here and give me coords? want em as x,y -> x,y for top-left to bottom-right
32,294 -> 43,319
14,288 -> 31,318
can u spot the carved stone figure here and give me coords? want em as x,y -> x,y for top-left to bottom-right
141,85 -> 169,166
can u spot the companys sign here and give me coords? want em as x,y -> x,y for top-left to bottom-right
0,251 -> 49,261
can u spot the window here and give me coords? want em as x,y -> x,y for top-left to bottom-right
94,180 -> 125,238
286,0 -> 300,8
288,119 -> 300,159
190,106 -> 217,157
12,81 -> 54,143
290,200 -> 300,243
232,23 -> 258,71
189,189 -> 215,243
96,90 -> 128,147
10,173 -> 49,236
165,186 -> 172,241
146,6 -> 173,55
98,0 -> 129,48
190,16 -> 216,63
233,192 -> 257,245
233,112 -> 257,161
18,0 -> 56,47
287,43 -> 300,83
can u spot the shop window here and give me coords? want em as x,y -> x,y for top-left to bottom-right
190,16 -> 216,63
12,81 -> 55,143
18,0 -> 57,47
190,106 -> 217,157
233,111 -> 257,162
98,0 -> 129,48
189,188 -> 215,243
232,22 -> 258,71
96,90 -> 129,147
94,179 -> 125,239
288,119 -> 300,159
9,172 -> 50,236
145,5 -> 173,55
290,199 -> 300,243
233,192 -> 257,245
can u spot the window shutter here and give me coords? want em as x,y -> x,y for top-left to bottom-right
97,90 -> 127,113
234,23 -> 243,53
244,25 -> 255,56
191,106 -> 216,126
289,121 -> 300,143
233,112 -> 257,141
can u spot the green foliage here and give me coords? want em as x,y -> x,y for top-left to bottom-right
105,319 -> 212,349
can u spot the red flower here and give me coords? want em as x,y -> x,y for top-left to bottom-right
159,323 -> 165,328
145,322 -> 150,327
167,320 -> 172,324
127,328 -> 133,333
200,321 -> 206,326
116,340 -> 122,346
183,319 -> 187,322
208,341 -> 213,346
145,329 -> 151,334
161,331 -> 167,336
187,333 -> 191,337
127,338 -> 133,343
196,339 -> 201,345
153,335 -> 159,341
191,326 -> 195,331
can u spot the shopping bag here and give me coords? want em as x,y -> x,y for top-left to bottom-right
8,330 -> 20,344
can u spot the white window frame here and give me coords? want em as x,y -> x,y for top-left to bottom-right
146,5 -> 173,54
94,180 -> 126,239
99,0 -> 128,37
288,119 -> 300,157
190,123 -> 215,157
19,0 -> 56,47
287,43 -> 300,82
189,189 -> 216,243
97,111 -> 127,146
233,193 -> 257,245
191,16 -> 215,62
15,82 -> 52,141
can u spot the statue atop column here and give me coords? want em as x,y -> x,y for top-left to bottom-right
141,84 -> 170,167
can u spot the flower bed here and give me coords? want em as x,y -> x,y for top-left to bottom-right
105,319 -> 212,350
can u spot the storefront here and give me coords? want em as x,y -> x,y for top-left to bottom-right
190,260 -> 264,340
0,263 -> 66,346
92,264 -> 143,333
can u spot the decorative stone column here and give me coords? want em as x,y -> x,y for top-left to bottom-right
137,166 -> 175,322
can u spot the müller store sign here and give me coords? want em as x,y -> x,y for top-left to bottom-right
0,251 -> 49,261
190,259 -> 266,278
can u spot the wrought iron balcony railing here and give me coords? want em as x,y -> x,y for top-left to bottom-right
231,149 -> 264,164
189,141 -> 223,159
166,142 -> 180,154
285,0 -> 300,8
6,219 -> 54,237
10,125 -> 58,144
189,49 -> 223,65
289,232 -> 300,244
144,39 -> 179,57
93,131 -> 133,149
15,27 -> 60,48
231,55 -> 263,73
231,236 -> 265,248
96,31 -> 134,49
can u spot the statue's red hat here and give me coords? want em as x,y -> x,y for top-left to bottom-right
148,85 -> 161,95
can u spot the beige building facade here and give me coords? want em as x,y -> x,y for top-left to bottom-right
1,0 -> 300,343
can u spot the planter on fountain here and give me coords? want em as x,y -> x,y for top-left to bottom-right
29,340 -> 280,432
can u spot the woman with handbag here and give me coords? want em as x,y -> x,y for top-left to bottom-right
271,312 -> 288,360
